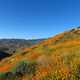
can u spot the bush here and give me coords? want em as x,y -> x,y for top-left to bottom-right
11,60 -> 37,77
0,72 -> 5,78
0,61 -> 37,80
5,72 -> 16,80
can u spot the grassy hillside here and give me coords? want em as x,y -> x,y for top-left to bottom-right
0,39 -> 44,61
0,39 -> 44,53
0,27 -> 80,80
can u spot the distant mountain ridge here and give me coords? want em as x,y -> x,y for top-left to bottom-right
0,38 -> 44,54
0,39 -> 44,61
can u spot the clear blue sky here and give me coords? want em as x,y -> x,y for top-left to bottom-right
0,0 -> 80,39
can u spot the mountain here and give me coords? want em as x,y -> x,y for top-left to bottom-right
0,27 -> 80,80
0,39 -> 44,53
0,39 -> 44,61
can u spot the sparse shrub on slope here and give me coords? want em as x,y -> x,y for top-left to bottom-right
14,61 -> 37,75
11,60 -> 37,79
0,60 -> 37,80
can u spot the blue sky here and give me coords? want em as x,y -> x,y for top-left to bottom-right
0,0 -> 80,39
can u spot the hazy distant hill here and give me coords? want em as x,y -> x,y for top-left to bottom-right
0,27 -> 80,80
0,39 -> 44,61
0,39 -> 44,53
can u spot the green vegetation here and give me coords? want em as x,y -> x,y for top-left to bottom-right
12,60 -> 37,75
1,60 -> 37,80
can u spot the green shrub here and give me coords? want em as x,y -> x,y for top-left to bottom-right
11,60 -> 37,77
0,72 -> 5,78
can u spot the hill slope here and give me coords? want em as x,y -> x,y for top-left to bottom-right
0,27 -> 80,80
0,39 -> 44,54
0,39 -> 44,61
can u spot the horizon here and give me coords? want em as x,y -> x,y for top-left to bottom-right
0,26 -> 78,40
0,0 -> 80,39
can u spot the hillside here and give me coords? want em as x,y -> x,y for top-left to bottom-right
0,39 -> 44,61
0,27 -> 80,80
0,39 -> 44,53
